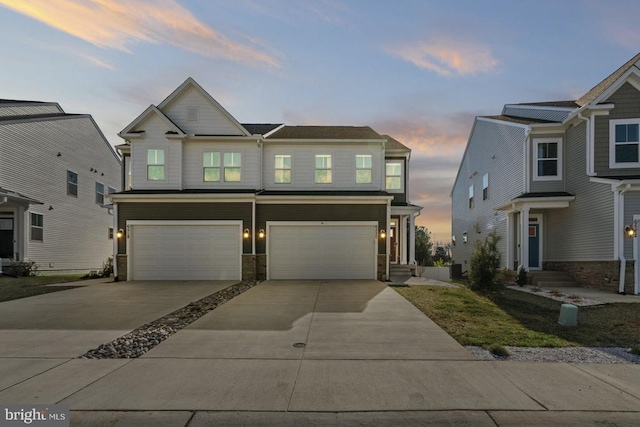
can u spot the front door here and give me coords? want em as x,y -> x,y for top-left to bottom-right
0,218 -> 14,259
528,223 -> 540,269
390,222 -> 398,263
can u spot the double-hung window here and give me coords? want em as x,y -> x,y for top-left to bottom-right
203,152 -> 221,182
95,182 -> 105,205
482,173 -> 489,201
386,162 -> 402,190
274,155 -> 291,184
534,138 -> 562,180
67,170 -> 78,197
147,149 -> 165,181
356,155 -> 372,184
224,152 -> 241,182
315,155 -> 332,183
30,213 -> 43,242
468,185 -> 474,209
610,119 -> 640,168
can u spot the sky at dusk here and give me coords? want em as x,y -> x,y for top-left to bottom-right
1,0 -> 639,244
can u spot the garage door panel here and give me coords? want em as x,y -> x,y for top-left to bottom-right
130,223 -> 240,280
269,224 -> 377,280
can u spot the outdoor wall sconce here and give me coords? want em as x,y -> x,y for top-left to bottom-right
626,221 -> 638,238
243,228 -> 250,239
116,229 -> 124,239
258,229 -> 265,239
379,229 -> 386,239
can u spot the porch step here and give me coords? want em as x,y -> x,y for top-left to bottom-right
529,270 -> 580,288
389,264 -> 415,282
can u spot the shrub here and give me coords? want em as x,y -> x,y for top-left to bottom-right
469,231 -> 502,291
486,344 -> 510,358
497,268 -> 516,286
3,261 -> 39,277
516,265 -> 528,287
82,257 -> 113,279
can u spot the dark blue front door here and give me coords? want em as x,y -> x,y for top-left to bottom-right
528,224 -> 540,269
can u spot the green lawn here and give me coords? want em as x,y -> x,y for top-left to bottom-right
394,285 -> 640,347
0,275 -> 85,302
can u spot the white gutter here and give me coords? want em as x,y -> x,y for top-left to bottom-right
524,126 -> 531,193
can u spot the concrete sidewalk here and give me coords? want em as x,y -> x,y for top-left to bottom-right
0,280 -> 638,425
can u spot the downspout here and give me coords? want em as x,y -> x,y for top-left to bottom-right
577,111 -> 595,176
0,197 -> 5,274
618,184 -> 631,294
524,127 -> 532,193
113,203 -> 118,280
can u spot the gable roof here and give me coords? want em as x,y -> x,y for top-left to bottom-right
157,77 -> 251,136
481,115 -> 557,125
119,105 -> 186,137
241,123 -> 283,135
266,125 -> 383,140
513,100 -> 579,108
382,134 -> 410,152
577,52 -> 640,107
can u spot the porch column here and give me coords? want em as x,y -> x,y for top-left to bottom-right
400,215 -> 407,264
409,213 -> 416,264
16,205 -> 25,262
520,207 -> 530,270
506,212 -> 514,270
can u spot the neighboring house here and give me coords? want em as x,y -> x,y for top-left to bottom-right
0,100 -> 121,273
111,78 -> 422,281
451,53 -> 640,295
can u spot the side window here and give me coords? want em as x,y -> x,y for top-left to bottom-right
385,162 -> 402,190
533,138 -> 562,180
223,152 -> 241,182
356,155 -> 372,184
274,155 -> 291,184
482,173 -> 489,201
610,119 -> 640,168
67,170 -> 78,197
147,149 -> 165,181
203,152 -> 221,182
30,213 -> 43,242
468,185 -> 474,209
95,182 -> 105,205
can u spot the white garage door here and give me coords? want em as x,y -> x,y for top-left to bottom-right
268,222 -> 377,280
129,222 -> 241,280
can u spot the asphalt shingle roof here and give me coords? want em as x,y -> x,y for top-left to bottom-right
577,52 -> 640,107
266,125 -> 383,140
481,115 -> 556,125
241,123 -> 283,135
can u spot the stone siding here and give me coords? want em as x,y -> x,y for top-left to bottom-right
377,255 -> 387,281
116,254 -> 127,281
543,260 -> 635,294
242,255 -> 256,281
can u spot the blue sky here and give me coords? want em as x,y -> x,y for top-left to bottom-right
1,0 -> 638,243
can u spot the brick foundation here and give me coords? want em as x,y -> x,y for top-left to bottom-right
116,254 -> 127,281
543,260 -> 635,294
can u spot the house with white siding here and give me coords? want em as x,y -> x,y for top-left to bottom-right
111,78 -> 422,281
451,53 -> 640,294
0,100 -> 121,274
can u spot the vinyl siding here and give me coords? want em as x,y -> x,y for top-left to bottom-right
130,114 -> 182,190
451,119 -> 525,268
529,134 -> 566,193
182,141 -> 260,189
117,202 -> 252,254
623,191 -> 640,259
161,86 -> 244,136
0,116 -> 121,271
261,143 -> 384,191
594,82 -> 640,176
502,106 -> 572,122
255,204 -> 386,255
0,104 -> 62,117
546,121 -> 614,261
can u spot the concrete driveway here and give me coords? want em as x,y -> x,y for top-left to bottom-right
0,280 -> 235,358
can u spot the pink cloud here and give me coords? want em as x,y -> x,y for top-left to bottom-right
0,0 -> 280,67
390,38 -> 499,76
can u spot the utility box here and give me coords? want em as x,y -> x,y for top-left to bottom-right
450,264 -> 462,280
558,303 -> 578,327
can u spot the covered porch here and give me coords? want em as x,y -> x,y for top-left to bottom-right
0,187 -> 43,269
389,203 -> 422,278
496,192 -> 575,271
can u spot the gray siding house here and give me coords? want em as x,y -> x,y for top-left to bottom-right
0,100 -> 121,273
452,53 -> 640,294
111,78 -> 422,281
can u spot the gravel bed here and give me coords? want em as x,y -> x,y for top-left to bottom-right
81,281 -> 258,359
466,346 -> 640,364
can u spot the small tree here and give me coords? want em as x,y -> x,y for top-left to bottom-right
415,226 -> 433,266
469,231 -> 502,291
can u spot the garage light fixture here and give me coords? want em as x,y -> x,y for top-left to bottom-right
258,229 -> 265,239
243,228 -> 250,239
116,228 -> 124,239
379,229 -> 386,239
626,220 -> 638,238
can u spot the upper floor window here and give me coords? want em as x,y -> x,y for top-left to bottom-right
482,173 -> 489,201
468,185 -> 474,209
67,170 -> 78,197
95,182 -> 105,205
610,119 -> 640,168
533,138 -> 562,181
108,186 -> 116,195
386,162 -> 402,190
224,152 -> 241,182
356,155 -> 372,184
203,152 -> 221,182
315,155 -> 332,184
30,213 -> 43,242
274,155 -> 291,184
147,149 -> 165,181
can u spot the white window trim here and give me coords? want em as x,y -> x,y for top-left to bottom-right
385,160 -> 404,193
468,184 -> 474,209
274,154 -> 292,184
223,152 -> 242,183
533,137 -> 563,181
96,182 -> 105,205
203,151 -> 221,182
356,154 -> 373,184
30,212 -> 43,242
609,118 -> 640,169
315,154 -> 332,184
146,148 -> 166,181
482,173 -> 489,201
